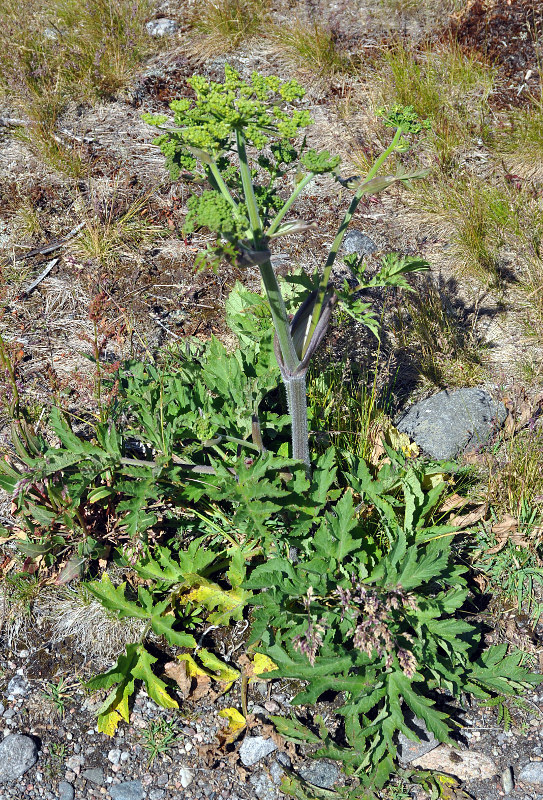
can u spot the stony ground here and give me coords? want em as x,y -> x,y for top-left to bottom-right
1,0 -> 543,799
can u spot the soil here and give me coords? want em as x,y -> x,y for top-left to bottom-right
1,1 -> 543,799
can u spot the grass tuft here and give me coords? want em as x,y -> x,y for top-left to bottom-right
267,19 -> 355,78
190,0 -> 267,56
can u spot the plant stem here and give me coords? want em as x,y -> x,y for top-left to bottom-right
259,259 -> 300,373
302,127 -> 404,359
207,160 -> 238,209
236,128 -> 262,239
285,376 -> 309,466
266,172 -> 315,236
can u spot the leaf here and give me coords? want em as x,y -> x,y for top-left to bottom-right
217,707 -> 247,744
131,647 -> 179,709
269,714 -> 321,744
252,653 -> 279,681
198,649 -> 240,688
184,579 -> 251,625
450,503 -> 488,529
163,660 -> 192,699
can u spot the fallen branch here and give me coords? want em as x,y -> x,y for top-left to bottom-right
16,258 -> 59,299
1,221 -> 85,268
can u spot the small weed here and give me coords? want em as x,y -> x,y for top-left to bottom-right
141,718 -> 181,765
41,677 -> 77,716
267,19 -> 355,78
487,426 -> 543,516
190,0 -> 267,56
43,742 -> 67,778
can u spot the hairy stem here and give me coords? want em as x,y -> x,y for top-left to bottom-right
285,376 -> 310,468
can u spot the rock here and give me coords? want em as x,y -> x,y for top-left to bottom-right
179,767 -> 193,788
412,746 -> 499,780
109,780 -> 145,800
6,675 -> 30,699
239,736 -> 277,766
108,749 -> 122,765
58,780 -> 75,800
502,766 -> 514,794
145,18 -> 178,37
149,791 -> 165,800
519,762 -> 543,783
82,767 -> 105,785
270,761 -> 285,785
250,773 -> 279,800
298,760 -> 340,789
64,755 -> 84,775
396,388 -> 506,460
0,733 -> 38,783
342,230 -> 378,257
276,752 -> 292,769
397,716 -> 439,764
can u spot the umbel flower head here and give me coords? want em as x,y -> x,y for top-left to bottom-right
143,65 -> 312,179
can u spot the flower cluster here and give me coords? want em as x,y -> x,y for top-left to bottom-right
292,587 -> 326,667
337,580 -> 419,677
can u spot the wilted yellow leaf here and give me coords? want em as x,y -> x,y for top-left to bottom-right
218,707 -> 247,744
251,653 -> 278,682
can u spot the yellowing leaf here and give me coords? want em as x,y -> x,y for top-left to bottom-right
218,707 -> 247,744
97,708 -> 123,737
251,653 -> 278,682
385,425 -> 419,458
421,472 -> 446,490
198,649 -> 240,688
184,580 -> 250,625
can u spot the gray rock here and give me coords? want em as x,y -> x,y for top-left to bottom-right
276,752 -> 292,769
0,703 -> 5,716
108,748 -> 122,765
110,780 -> 145,800
396,388 -> 506,460
250,773 -> 279,800
82,767 -> 105,785
397,716 -> 439,764
6,675 -> 30,699
149,791 -> 165,800
0,733 -> 38,783
342,230 -> 377,257
270,761 -> 285,785
298,760 -> 340,789
519,762 -> 543,784
502,766 -> 514,794
145,18 -> 178,37
239,736 -> 277,766
58,780 -> 75,800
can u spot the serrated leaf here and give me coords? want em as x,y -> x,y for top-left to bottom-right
269,714 -> 321,744
131,647 -> 179,709
198,649 -> 240,688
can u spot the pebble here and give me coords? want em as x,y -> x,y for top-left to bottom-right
519,762 -> 543,784
397,716 -> 439,764
412,746 -> 498,780
58,780 -> 75,800
341,230 -> 378,257
145,18 -> 178,37
0,733 -> 39,783
108,749 -> 122,766
110,779 -> 145,800
65,755 -> 84,774
149,791 -> 165,800
239,736 -> 277,766
82,767 -> 105,785
298,760 -> 340,789
250,772 -> 278,800
179,768 -> 194,788
6,675 -> 30,699
502,766 -> 514,794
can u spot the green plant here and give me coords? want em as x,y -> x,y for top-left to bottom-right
141,718 -> 181,765
144,67 -> 430,468
44,742 -> 67,778
41,677 -> 76,716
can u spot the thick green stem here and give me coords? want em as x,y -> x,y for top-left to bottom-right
285,376 -> 310,467
259,259 -> 299,373
266,172 -> 315,237
302,127 -> 404,358
208,160 -> 238,209
236,128 -> 262,240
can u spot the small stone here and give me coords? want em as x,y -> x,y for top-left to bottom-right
58,780 -> 75,800
3,710 -> 15,720
298,761 -> 340,789
156,773 -> 168,786
184,741 -> 193,752
412,746 -> 498,781
239,736 -> 277,767
270,761 -> 284,785
109,779 -> 145,800
82,767 -> 105,786
108,749 -> 122,766
519,762 -> 543,784
502,766 -> 514,794
250,773 -> 278,800
0,733 -> 38,783
264,701 -> 280,713
120,752 -> 130,763
276,752 -> 292,769
64,771 -> 76,783
145,18 -> 178,37
397,717 -> 439,764
179,768 -> 193,789
396,388 -> 507,460
6,675 -> 30,699
65,755 -> 84,775
0,704 -> 4,717
149,791 -> 165,800
342,230 -> 378,257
